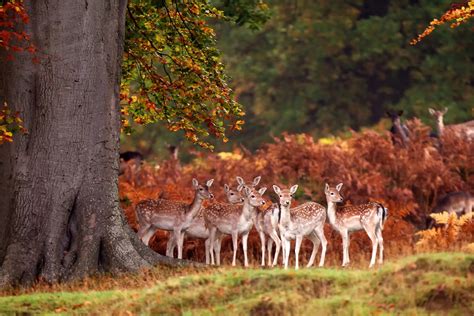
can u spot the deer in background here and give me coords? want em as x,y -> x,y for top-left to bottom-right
274,185 -> 327,270
429,108 -> 474,140
386,110 -> 410,147
135,178 -> 214,259
206,185 -> 267,267
324,183 -> 387,268
427,191 -> 473,228
166,184 -> 244,264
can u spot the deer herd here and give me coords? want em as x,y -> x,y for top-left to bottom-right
135,176 -> 388,269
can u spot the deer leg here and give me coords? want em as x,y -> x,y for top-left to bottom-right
204,238 -> 210,264
209,227 -> 216,265
341,230 -> 350,266
137,223 -> 150,244
364,225 -> 378,268
271,231 -> 281,267
166,234 -> 175,257
316,226 -> 327,267
176,230 -> 185,259
294,235 -> 303,270
280,229 -> 287,266
267,238 -> 274,266
259,231 -> 266,266
242,232 -> 250,267
284,238 -> 291,270
305,231 -> 320,268
142,226 -> 157,246
231,231 -> 238,266
376,228 -> 384,265
215,234 -> 223,266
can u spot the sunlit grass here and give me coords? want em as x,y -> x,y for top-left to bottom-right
0,252 -> 472,315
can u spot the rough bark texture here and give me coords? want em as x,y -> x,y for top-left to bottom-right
0,0 -> 181,288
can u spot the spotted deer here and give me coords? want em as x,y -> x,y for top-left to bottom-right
429,108 -> 474,140
166,184 -> 244,264
135,178 -> 214,259
254,202 -> 282,266
324,183 -> 387,268
274,185 -> 327,270
206,186 -> 267,267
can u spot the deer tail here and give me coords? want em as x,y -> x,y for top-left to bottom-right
377,204 -> 388,230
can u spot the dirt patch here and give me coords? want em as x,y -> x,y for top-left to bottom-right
250,297 -> 287,316
297,279 -> 332,298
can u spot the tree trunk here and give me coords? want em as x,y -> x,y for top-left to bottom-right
0,0 -> 178,288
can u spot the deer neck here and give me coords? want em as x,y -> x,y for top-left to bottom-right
186,194 -> 204,217
241,200 -> 255,222
326,201 -> 338,227
279,204 -> 292,226
437,118 -> 444,135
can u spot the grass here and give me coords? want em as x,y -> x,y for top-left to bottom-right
0,253 -> 473,315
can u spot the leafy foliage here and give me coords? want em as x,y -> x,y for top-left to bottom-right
411,1 -> 474,44
122,0 -> 246,149
119,120 -> 473,265
416,212 -> 473,252
0,102 -> 25,144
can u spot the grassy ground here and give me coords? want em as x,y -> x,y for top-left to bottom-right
0,253 -> 472,315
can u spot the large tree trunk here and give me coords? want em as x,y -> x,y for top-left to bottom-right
0,0 -> 177,288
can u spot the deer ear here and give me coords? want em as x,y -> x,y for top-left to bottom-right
273,185 -> 281,195
428,108 -> 435,116
237,183 -> 244,192
386,111 -> 391,117
236,176 -> 244,185
252,176 -> 261,186
336,183 -> 343,191
206,179 -> 214,187
192,178 -> 199,189
243,187 -> 251,197
290,184 -> 298,195
398,110 -> 403,116
324,183 -> 330,193
258,187 -> 267,195
224,184 -> 229,192
443,107 -> 448,114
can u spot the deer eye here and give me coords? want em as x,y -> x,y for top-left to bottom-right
199,188 -> 204,191
279,195 -> 282,198
230,192 -> 234,195
251,195 -> 255,198
330,192 -> 335,196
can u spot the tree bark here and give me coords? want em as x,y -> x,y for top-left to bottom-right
0,0 -> 181,288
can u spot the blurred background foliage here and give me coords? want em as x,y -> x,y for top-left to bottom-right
121,0 -> 474,159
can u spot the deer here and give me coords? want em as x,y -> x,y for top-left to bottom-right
427,191 -> 473,228
254,202 -> 282,267
273,185 -> 327,270
324,183 -> 388,268
429,108 -> 474,140
205,185 -> 267,267
135,178 -> 214,259
165,184 -> 244,264
386,110 -> 410,147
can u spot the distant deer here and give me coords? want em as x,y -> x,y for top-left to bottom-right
119,151 -> 143,175
386,110 -> 410,147
166,184 -> 244,264
274,185 -> 327,270
324,183 -> 387,268
206,185 -> 267,267
429,108 -> 474,140
427,191 -> 473,228
135,178 -> 214,259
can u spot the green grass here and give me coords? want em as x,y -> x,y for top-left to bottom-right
0,253 -> 473,315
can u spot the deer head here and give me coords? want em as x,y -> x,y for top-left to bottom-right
192,178 -> 214,200
243,186 -> 267,207
428,107 -> 448,124
236,176 -> 261,192
224,184 -> 245,204
324,183 -> 344,203
272,184 -> 298,208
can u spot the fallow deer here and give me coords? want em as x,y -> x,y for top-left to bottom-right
427,191 -> 473,228
135,178 -> 214,259
205,186 -> 267,267
387,110 -> 410,147
254,202 -> 282,266
166,184 -> 244,264
324,183 -> 387,268
274,185 -> 327,270
429,108 -> 474,140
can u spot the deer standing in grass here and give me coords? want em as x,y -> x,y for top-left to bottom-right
324,183 -> 387,268
429,108 -> 474,140
206,185 -> 267,267
135,178 -> 214,259
166,184 -> 244,264
274,185 -> 327,270
235,176 -> 281,267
